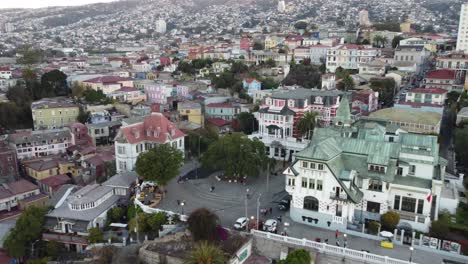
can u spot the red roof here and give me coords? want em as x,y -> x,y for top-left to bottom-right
5,180 -> 38,195
207,118 -> 231,127
206,102 -> 234,108
39,174 -> 70,190
84,76 -> 130,84
286,35 -> 303,42
426,69 -> 456,80
120,113 -> 185,144
0,66 -> 11,71
244,78 -> 259,84
410,88 -> 447,94
117,86 -> 138,92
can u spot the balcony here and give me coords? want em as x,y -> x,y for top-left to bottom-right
42,232 -> 88,245
330,192 -> 347,201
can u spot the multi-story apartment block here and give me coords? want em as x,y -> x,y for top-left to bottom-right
0,139 -> 19,183
456,3 -> 468,53
249,88 -> 345,161
424,69 -> 464,92
32,98 -> 79,130
8,128 -> 73,160
87,120 -> 121,146
145,83 -> 173,104
326,44 -> 379,73
114,113 -> 185,172
284,102 -> 446,233
393,45 -> 430,74
436,52 -> 468,72
107,87 -> 146,104
404,88 -> 447,105
0,66 -> 12,79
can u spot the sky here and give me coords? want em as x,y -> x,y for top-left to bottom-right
0,0 -> 118,9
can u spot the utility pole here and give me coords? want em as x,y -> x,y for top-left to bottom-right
256,193 -> 262,230
245,188 -> 249,231
266,162 -> 270,193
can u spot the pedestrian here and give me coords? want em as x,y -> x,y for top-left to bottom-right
336,240 -> 340,247
269,207 -> 272,214
335,229 -> 339,239
210,185 -> 215,192
277,215 -> 282,222
325,239 -> 328,244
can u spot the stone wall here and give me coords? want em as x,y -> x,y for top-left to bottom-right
139,244 -> 185,264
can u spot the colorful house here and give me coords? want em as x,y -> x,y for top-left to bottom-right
242,78 -> 262,97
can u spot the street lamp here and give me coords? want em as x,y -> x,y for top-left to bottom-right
256,193 -> 262,231
180,200 -> 186,215
343,234 -> 347,248
409,246 -> 414,263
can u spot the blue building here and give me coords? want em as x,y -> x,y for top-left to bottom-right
242,78 -> 262,97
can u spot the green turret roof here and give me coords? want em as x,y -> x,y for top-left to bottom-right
334,95 -> 352,125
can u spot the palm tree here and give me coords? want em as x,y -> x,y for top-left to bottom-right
381,36 -> 388,47
372,35 -> 383,47
297,112 -> 318,139
187,208 -> 219,241
184,241 -> 226,264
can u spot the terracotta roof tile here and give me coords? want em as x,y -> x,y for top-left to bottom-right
120,113 -> 185,144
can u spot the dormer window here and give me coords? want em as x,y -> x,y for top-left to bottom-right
368,164 -> 386,173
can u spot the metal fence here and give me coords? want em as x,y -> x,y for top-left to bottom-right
251,229 -> 415,264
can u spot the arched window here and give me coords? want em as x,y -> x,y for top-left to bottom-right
303,196 -> 319,211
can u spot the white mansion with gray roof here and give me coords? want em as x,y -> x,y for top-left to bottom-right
42,171 -> 137,252
284,98 -> 450,233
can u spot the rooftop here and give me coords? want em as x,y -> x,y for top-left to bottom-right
426,69 -> 456,80
408,88 -> 448,94
31,97 -> 78,110
369,108 -> 442,126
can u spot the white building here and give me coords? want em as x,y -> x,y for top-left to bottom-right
0,66 -> 12,79
456,3 -> 468,52
114,113 -> 185,172
277,0 -> 286,12
284,101 -> 447,233
155,19 -> 167,34
326,44 -> 380,73
358,10 -> 371,27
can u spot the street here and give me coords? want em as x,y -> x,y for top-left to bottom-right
155,161 -> 467,264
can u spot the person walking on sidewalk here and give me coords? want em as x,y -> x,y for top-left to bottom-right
335,229 -> 339,239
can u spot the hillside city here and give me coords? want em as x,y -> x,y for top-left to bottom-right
0,0 -> 468,263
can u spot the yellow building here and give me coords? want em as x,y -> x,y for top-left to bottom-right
178,101 -> 204,126
265,36 -> 281,50
31,97 -> 79,130
400,22 -> 411,33
24,159 -> 59,180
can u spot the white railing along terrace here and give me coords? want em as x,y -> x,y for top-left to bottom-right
251,229 -> 415,264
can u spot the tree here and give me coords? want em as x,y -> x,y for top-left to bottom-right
22,67 -> 37,82
430,212 -> 450,239
392,35 -> 404,49
368,221 -> 380,235
201,134 -> 268,180
106,207 -> 124,224
83,89 -> 108,103
4,206 -> 48,259
253,42 -> 264,50
129,212 -> 151,234
373,35 -> 385,47
187,208 -> 219,241
41,69 -> 68,96
265,58 -> 276,67
71,81 -> 85,98
17,45 -> 43,65
77,106 -> 90,124
341,75 -> 355,91
361,39 -> 370,45
374,22 -> 401,32
261,77 -> 279,90
233,112 -> 256,135
278,249 -> 311,264
297,112 -> 318,139
147,212 -> 168,233
184,241 -> 226,264
282,64 -> 321,88
380,211 -> 400,231
87,227 -> 103,244
370,78 -> 396,106
294,21 -> 308,30
135,143 -> 184,186
46,241 -> 66,259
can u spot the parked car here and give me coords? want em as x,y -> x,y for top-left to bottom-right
233,217 -> 249,230
263,219 -> 278,233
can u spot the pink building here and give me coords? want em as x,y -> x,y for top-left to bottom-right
145,84 -> 172,104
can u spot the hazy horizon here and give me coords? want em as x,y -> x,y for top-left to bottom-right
0,0 -> 118,9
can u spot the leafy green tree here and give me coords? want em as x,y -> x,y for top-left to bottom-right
374,22 -> 401,32
201,133 -> 268,180
233,112 -> 256,135
107,207 -> 125,224
370,78 -> 396,106
283,64 -> 321,88
278,249 -> 311,264
341,75 -> 355,91
265,58 -> 276,67
253,42 -> 264,50
184,241 -> 226,264
4,206 -> 48,259
187,208 -> 219,241
294,21 -> 308,30
22,67 -> 37,82
380,211 -> 400,231
41,69 -> 68,96
430,212 -> 450,239
87,227 -> 103,244
392,35 -> 404,48
129,212 -> 151,234
147,212 -> 168,233
368,221 -> 380,235
297,112 -> 318,139
361,39 -> 370,45
71,81 -> 85,98
83,89 -> 108,103
135,143 -> 184,187
230,61 -> 249,74
186,130 -> 218,158
17,45 -> 43,65
77,106 -> 90,124
46,241 -> 66,259
261,77 -> 279,90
